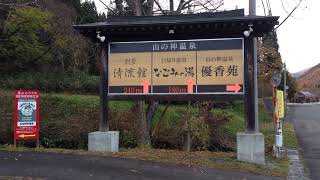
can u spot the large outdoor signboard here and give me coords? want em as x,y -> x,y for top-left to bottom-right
109,38 -> 244,95
14,90 -> 40,144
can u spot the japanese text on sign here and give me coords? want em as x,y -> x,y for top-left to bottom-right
14,90 -> 40,143
109,38 -> 244,94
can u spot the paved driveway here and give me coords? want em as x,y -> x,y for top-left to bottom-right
0,150 -> 281,180
288,104 -> 320,180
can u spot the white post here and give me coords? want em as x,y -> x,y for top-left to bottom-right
283,63 -> 287,118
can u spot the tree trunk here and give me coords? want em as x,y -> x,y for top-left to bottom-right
128,0 -> 143,16
135,101 -> 151,147
169,0 -> 174,12
115,0 -> 124,15
146,101 -> 159,129
129,0 -> 152,147
146,0 -> 154,16
183,101 -> 192,152
183,133 -> 191,152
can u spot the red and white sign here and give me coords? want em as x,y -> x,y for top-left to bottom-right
14,90 -> 40,144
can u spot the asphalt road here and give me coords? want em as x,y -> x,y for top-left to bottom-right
0,150 -> 281,180
288,104 -> 320,180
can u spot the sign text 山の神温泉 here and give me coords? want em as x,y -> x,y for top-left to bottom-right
109,38 -> 244,95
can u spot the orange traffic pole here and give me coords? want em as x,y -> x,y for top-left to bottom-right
272,83 -> 277,131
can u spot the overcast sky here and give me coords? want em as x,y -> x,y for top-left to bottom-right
93,0 -> 319,73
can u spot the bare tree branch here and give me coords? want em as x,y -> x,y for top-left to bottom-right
260,0 -> 266,16
176,0 -> 185,13
266,0 -> 272,15
194,0 -> 213,11
98,0 -> 109,9
97,0 -> 117,15
280,0 -> 290,14
275,0 -> 303,30
182,0 -> 193,10
154,0 -> 165,14
179,0 -> 223,13
97,0 -> 224,16
280,0 -> 301,20
207,0 -> 223,11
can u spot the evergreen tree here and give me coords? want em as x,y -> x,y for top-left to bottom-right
278,71 -> 298,101
258,32 -> 283,82
257,32 -> 284,96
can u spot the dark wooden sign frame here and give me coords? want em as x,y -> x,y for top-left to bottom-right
73,9 -> 279,132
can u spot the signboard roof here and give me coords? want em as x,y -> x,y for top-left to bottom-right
73,10 -> 279,41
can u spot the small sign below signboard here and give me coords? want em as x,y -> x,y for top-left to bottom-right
276,90 -> 284,118
14,90 -> 40,146
109,38 -> 244,95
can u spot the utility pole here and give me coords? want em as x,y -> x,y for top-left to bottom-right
237,0 -> 265,165
283,63 -> 287,118
249,0 -> 259,132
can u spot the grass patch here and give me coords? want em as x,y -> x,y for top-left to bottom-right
283,121 -> 298,149
0,145 -> 288,177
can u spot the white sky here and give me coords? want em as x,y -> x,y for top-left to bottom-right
93,0 -> 319,73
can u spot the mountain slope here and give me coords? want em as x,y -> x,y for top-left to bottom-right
298,63 -> 320,95
292,67 -> 311,78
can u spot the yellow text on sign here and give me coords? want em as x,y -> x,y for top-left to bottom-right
276,90 -> 284,118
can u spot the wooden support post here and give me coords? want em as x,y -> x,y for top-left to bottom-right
36,139 -> 40,149
244,36 -> 256,133
99,42 -> 109,132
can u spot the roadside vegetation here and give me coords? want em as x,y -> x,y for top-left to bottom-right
0,90 -> 298,177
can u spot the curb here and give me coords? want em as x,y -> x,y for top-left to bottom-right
287,149 -> 310,180
287,102 -> 320,106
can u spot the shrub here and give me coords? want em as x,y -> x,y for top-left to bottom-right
151,104 -> 232,151
183,116 -> 210,150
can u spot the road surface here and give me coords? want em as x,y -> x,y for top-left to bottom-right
0,150 -> 281,180
288,104 -> 320,180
